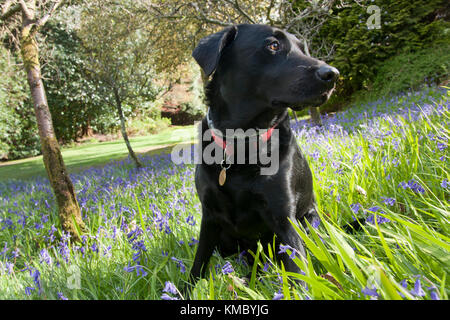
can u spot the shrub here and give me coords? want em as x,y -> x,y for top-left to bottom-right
318,0 -> 449,98
371,44 -> 450,96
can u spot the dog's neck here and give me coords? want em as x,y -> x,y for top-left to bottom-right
205,75 -> 289,133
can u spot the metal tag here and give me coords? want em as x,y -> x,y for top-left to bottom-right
219,168 -> 227,186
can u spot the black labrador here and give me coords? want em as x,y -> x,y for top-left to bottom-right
189,24 -> 339,284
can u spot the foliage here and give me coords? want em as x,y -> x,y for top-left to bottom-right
319,0 -> 450,95
0,86 -> 448,300
40,19 -> 108,143
371,44 -> 450,97
0,47 -> 40,160
78,1 -> 161,126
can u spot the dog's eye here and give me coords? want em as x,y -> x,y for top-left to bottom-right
267,41 -> 280,52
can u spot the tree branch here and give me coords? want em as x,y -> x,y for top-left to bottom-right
33,0 -> 63,30
0,3 -> 21,22
265,0 -> 275,25
228,0 -> 255,24
18,0 -> 33,20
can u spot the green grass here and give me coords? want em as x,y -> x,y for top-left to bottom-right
0,125 -> 195,180
0,86 -> 448,300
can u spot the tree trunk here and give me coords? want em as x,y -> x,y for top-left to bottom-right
309,106 -> 323,126
113,87 -> 143,168
20,12 -> 85,242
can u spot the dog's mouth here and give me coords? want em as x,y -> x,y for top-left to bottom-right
272,90 -> 332,111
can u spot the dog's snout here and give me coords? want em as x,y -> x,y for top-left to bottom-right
315,65 -> 340,83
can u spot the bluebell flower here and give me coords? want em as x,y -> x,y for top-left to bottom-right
350,203 -> 362,214
57,292 -> 68,300
221,261 -> 234,275
4,262 -> 14,274
410,278 -> 426,297
361,285 -> 379,299
273,292 -> 284,300
441,179 -> 449,189
11,248 -> 20,259
278,244 -> 297,259
426,286 -> 440,300
39,249 -> 52,265
437,142 -> 447,151
163,281 -> 178,295
171,257 -> 186,273
135,265 -> 148,277
185,215 -> 196,226
25,286 -> 35,296
381,197 -> 396,206
311,218 -> 321,229
32,269 -> 41,294
188,238 -> 199,246
91,242 -> 98,254
161,293 -> 179,300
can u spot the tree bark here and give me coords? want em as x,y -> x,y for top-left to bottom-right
113,87 -> 143,168
309,106 -> 323,126
20,8 -> 85,242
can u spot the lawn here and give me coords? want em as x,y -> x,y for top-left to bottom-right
0,85 -> 448,300
0,125 -> 195,180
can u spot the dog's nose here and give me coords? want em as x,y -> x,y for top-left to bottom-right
315,65 -> 340,83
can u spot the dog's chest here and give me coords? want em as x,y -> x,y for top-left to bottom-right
204,185 -> 269,238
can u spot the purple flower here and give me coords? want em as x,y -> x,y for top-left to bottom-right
381,197 -> 396,206
39,249 -> 53,265
186,215 -> 196,226
410,278 -> 426,297
221,261 -> 234,275
25,287 -> 35,296
91,242 -> 98,254
361,285 -> 379,299
350,203 -> 361,214
273,292 -> 284,300
441,179 -> 449,189
171,257 -> 186,273
135,264 -> 148,277
398,179 -> 425,194
57,292 -> 68,300
124,263 -> 148,277
437,142 -> 447,151
426,286 -> 440,300
161,293 -> 179,300
188,238 -> 199,246
163,281 -> 178,295
32,269 -> 41,294
398,279 -> 408,298
278,244 -> 297,259
366,215 -> 391,225
4,262 -> 14,274
311,218 -> 321,229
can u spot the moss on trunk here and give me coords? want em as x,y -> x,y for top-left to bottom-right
41,136 -> 86,241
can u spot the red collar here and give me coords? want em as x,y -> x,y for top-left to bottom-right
210,124 -> 278,156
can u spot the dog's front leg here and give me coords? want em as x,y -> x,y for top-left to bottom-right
189,215 -> 220,282
277,222 -> 307,275
263,212 -> 307,280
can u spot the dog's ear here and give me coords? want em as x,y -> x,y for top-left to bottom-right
192,26 -> 238,77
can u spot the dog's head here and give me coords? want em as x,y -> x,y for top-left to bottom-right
193,24 -> 339,112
